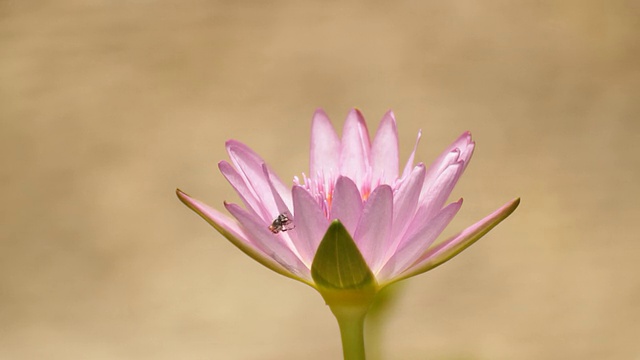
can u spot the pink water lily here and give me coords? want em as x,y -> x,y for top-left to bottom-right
177,109 -> 519,288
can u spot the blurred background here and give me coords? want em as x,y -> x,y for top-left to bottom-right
1,1 -> 639,359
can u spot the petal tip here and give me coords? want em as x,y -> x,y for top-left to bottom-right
458,130 -> 472,141
176,188 -> 188,199
384,109 -> 396,121
348,108 -> 366,121
312,108 -> 330,121
510,197 -> 521,210
176,188 -> 196,205
225,139 -> 251,152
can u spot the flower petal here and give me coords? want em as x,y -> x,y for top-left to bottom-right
176,189 -> 309,283
329,176 -> 363,236
384,163 -> 426,262
424,131 -> 475,186
309,108 -> 340,179
218,161 -> 262,219
422,148 -> 460,190
262,164 -> 292,216
419,161 -> 464,219
353,185 -> 393,273
378,199 -> 462,282
395,198 -> 520,283
292,186 -> 330,267
261,164 -> 302,257
371,110 -> 399,185
401,129 -> 422,180
339,109 -> 371,188
226,140 -> 289,221
269,173 -> 293,212
225,201 -> 311,280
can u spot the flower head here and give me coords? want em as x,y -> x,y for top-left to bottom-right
177,109 -> 519,290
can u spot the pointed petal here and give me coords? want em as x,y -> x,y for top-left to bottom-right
395,198 -> 520,283
224,201 -> 311,280
401,130 -> 422,179
309,109 -> 340,179
269,173 -> 293,212
460,141 -> 475,171
424,131 -> 474,186
329,176 -> 363,236
384,164 -> 426,261
176,189 -> 309,283
442,131 -> 474,164
262,164 -> 292,216
378,199 -> 462,282
339,109 -> 371,186
419,161 -> 464,218
353,185 -> 393,273
262,164 -> 301,258
226,140 -> 288,221
226,140 -> 290,191
422,148 -> 460,189
371,110 -> 399,185
218,161 -> 261,219
292,186 -> 330,266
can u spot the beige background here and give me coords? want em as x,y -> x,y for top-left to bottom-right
2,1 -> 639,359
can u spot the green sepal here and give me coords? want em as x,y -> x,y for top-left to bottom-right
312,220 -> 377,291
311,220 -> 378,348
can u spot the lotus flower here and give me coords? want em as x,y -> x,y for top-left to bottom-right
177,109 -> 519,290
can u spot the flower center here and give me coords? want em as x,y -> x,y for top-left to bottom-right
295,170 -> 385,220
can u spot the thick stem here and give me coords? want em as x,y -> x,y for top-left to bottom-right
365,284 -> 401,360
332,305 -> 368,360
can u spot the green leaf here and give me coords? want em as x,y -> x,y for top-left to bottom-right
311,220 -> 376,290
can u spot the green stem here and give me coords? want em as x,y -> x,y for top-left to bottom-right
332,305 -> 368,360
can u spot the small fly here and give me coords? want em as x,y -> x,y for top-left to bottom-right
268,213 -> 294,234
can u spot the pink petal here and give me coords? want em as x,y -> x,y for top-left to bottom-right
401,130 -> 422,180
371,110 -> 399,185
419,161 -> 464,219
292,186 -> 330,266
397,198 -> 521,282
261,164 -> 301,257
224,202 -> 311,280
384,164 -> 426,262
269,173 -> 293,212
339,109 -> 371,187
424,131 -> 475,185
176,189 -> 309,283
226,140 -> 288,221
422,148 -> 460,190
309,109 -> 340,179
353,185 -> 393,273
218,161 -> 262,220
329,176 -> 363,236
443,131 -> 474,162
460,142 -> 475,171
378,199 -> 462,281
262,164 -> 292,216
